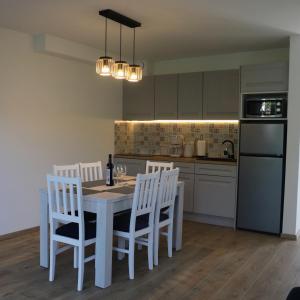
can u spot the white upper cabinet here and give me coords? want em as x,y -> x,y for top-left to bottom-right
241,62 -> 289,93
154,74 -> 178,120
203,69 -> 240,120
178,72 -> 203,120
123,76 -> 155,120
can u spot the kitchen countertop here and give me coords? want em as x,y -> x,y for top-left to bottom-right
114,154 -> 237,166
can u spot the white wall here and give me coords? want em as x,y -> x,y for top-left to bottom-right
282,35 -> 300,236
0,27 -> 122,235
152,48 -> 289,74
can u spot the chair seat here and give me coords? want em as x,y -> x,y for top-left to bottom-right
287,287 -> 300,300
56,222 -> 96,240
68,211 -> 96,222
114,211 -> 169,232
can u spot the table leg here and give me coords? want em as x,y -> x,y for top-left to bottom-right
95,201 -> 113,288
173,182 -> 184,251
40,190 -> 49,268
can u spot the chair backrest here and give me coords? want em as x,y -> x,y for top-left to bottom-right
129,171 -> 160,232
155,168 -> 179,221
79,161 -> 103,182
146,160 -> 174,174
53,164 -> 80,178
47,175 -> 84,239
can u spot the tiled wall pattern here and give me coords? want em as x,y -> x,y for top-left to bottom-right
115,122 -> 239,158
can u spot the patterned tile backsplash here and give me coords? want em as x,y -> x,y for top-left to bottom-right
114,122 -> 239,158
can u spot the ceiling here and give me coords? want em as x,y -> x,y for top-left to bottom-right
0,0 -> 298,62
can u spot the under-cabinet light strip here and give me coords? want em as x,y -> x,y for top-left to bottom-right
115,120 -> 239,124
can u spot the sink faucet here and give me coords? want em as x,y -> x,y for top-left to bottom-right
222,140 -> 235,159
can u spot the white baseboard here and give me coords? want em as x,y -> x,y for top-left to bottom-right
281,228 -> 300,240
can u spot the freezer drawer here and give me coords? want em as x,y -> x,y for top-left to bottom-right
237,156 -> 283,234
240,122 -> 284,156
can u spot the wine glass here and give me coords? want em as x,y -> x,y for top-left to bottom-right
120,165 -> 127,181
116,165 -> 127,184
115,165 -> 122,185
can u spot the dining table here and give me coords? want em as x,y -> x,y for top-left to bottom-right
39,176 -> 184,288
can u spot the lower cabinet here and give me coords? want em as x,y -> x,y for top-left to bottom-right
178,173 -> 195,213
193,174 -> 236,218
113,157 -> 237,226
114,158 -> 146,176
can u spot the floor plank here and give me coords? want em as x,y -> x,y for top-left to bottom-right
0,221 -> 298,300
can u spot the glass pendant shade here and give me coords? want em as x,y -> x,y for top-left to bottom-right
113,61 -> 129,79
127,64 -> 143,82
96,56 -> 115,76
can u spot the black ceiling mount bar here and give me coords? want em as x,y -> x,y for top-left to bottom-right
99,9 -> 141,28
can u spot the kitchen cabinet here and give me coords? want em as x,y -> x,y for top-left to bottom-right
154,74 -> 178,119
241,62 -> 289,93
113,158 -> 146,176
174,162 -> 195,174
194,163 -> 237,219
194,174 -> 236,218
179,172 -> 195,213
174,162 -> 195,213
123,76 -> 155,120
203,69 -> 239,119
114,157 -> 237,221
178,72 -> 203,119
195,163 -> 237,177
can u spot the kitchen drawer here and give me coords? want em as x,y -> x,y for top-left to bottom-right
174,162 -> 195,174
195,163 -> 237,177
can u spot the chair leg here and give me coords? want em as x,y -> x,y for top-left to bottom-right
128,238 -> 135,280
154,226 -> 160,266
77,245 -> 85,291
117,237 -> 126,261
73,246 -> 78,268
49,239 -> 57,282
167,224 -> 173,258
148,232 -> 154,271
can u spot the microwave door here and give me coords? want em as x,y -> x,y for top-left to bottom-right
245,101 -> 263,117
239,122 -> 284,156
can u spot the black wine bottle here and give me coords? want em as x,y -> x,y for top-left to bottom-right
106,154 -> 114,186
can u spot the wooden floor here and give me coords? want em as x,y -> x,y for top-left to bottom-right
1,221 -> 299,300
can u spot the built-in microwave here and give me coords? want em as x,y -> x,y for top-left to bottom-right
243,93 -> 287,118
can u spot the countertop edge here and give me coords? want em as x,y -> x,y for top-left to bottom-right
114,154 -> 237,166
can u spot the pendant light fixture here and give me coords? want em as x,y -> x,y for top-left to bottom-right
97,9 -> 142,82
112,24 -> 129,79
96,17 -> 114,76
126,28 -> 143,82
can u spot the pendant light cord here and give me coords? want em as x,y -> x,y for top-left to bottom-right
104,17 -> 107,57
119,24 -> 122,61
132,28 -> 136,65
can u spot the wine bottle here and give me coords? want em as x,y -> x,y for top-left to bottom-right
106,154 -> 114,186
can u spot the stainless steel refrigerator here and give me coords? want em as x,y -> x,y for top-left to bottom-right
237,120 -> 286,234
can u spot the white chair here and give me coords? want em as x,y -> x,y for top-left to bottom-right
47,175 -> 96,291
54,163 -> 95,222
79,161 -> 103,182
146,160 -> 174,174
53,164 -> 80,178
154,168 -> 179,266
113,171 -> 160,279
136,160 -> 174,251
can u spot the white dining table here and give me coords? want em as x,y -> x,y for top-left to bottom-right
39,177 -> 184,288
